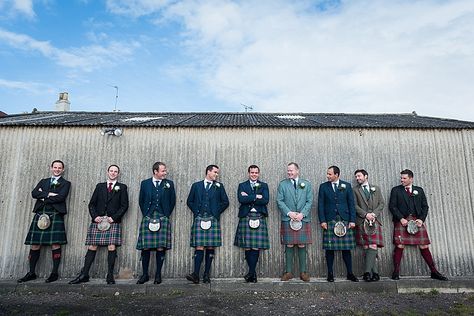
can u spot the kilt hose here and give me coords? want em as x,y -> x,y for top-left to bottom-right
280,221 -> 312,245
322,220 -> 356,250
234,216 -> 270,249
25,211 -> 67,245
355,223 -> 384,247
393,215 -> 431,246
190,216 -> 222,247
136,216 -> 172,250
85,222 -> 122,246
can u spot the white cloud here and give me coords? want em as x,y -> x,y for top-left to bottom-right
107,0 -> 474,120
0,28 -> 140,72
0,0 -> 35,18
0,78 -> 53,94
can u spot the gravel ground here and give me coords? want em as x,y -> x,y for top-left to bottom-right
1,289 -> 474,315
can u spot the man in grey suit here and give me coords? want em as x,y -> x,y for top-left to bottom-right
353,169 -> 385,282
277,162 -> 313,282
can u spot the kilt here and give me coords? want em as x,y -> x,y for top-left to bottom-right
322,220 -> 355,250
280,221 -> 312,245
136,216 -> 172,250
355,222 -> 384,247
24,211 -> 67,245
393,215 -> 431,245
234,216 -> 270,249
190,216 -> 222,247
85,222 -> 122,246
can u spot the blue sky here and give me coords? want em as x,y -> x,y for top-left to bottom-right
0,0 -> 473,122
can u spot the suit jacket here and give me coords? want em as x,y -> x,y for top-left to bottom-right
318,180 -> 356,223
353,184 -> 385,226
88,182 -> 129,223
276,179 -> 313,222
139,178 -> 176,217
186,180 -> 230,220
31,177 -> 71,214
237,180 -> 269,218
389,185 -> 428,222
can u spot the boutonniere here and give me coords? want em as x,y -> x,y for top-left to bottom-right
164,182 -> 171,189
412,190 -> 419,196
254,183 -> 261,189
51,179 -> 59,188
113,185 -> 120,192
338,183 -> 346,191
214,182 -> 221,188
299,182 -> 306,189
370,187 -> 376,193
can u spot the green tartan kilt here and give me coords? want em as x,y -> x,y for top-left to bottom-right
234,216 -> 270,249
24,211 -> 67,245
190,216 -> 222,247
136,216 -> 172,250
322,220 -> 356,250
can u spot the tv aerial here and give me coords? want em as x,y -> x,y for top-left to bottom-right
108,85 -> 119,112
241,103 -> 253,112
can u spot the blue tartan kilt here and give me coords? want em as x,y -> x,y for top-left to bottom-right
234,216 -> 270,249
355,222 -> 384,247
190,216 -> 222,247
136,216 -> 172,250
25,211 -> 67,245
322,220 -> 356,250
393,215 -> 431,245
85,222 -> 122,246
280,221 -> 312,245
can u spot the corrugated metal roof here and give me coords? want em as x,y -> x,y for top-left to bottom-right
0,111 -> 473,129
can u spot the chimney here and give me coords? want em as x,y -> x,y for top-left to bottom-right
55,92 -> 70,111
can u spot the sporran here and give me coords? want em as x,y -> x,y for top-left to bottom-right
97,216 -> 111,231
148,218 -> 161,232
407,220 -> 419,235
37,213 -> 51,230
363,218 -> 377,235
289,219 -> 302,231
333,221 -> 347,237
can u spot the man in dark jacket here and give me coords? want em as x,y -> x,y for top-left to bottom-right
389,169 -> 448,281
186,164 -> 229,284
69,164 -> 129,284
18,160 -> 71,283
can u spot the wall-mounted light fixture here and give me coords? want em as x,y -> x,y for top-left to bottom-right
100,127 -> 123,137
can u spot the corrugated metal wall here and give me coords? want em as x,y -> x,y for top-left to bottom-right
0,126 -> 473,279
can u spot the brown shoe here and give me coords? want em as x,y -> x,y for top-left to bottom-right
281,272 -> 294,281
300,272 -> 310,282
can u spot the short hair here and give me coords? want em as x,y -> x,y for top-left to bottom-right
400,169 -> 414,178
328,165 -> 340,176
354,169 -> 368,177
108,164 -> 120,173
206,164 -> 219,174
248,165 -> 260,172
51,160 -> 64,168
288,162 -> 299,169
152,162 -> 166,173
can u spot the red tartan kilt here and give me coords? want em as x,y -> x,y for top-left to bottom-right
280,221 -> 312,245
355,223 -> 384,247
393,215 -> 431,245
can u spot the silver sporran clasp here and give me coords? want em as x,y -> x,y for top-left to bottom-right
407,220 -> 419,235
37,214 -> 51,230
334,221 -> 347,237
148,218 -> 161,232
97,216 -> 111,231
289,219 -> 302,231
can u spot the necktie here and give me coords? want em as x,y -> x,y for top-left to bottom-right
251,182 -> 255,190
292,179 -> 297,189
405,187 -> 411,195
205,182 -> 211,191
333,183 -> 337,192
107,183 -> 113,192
363,185 -> 370,199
